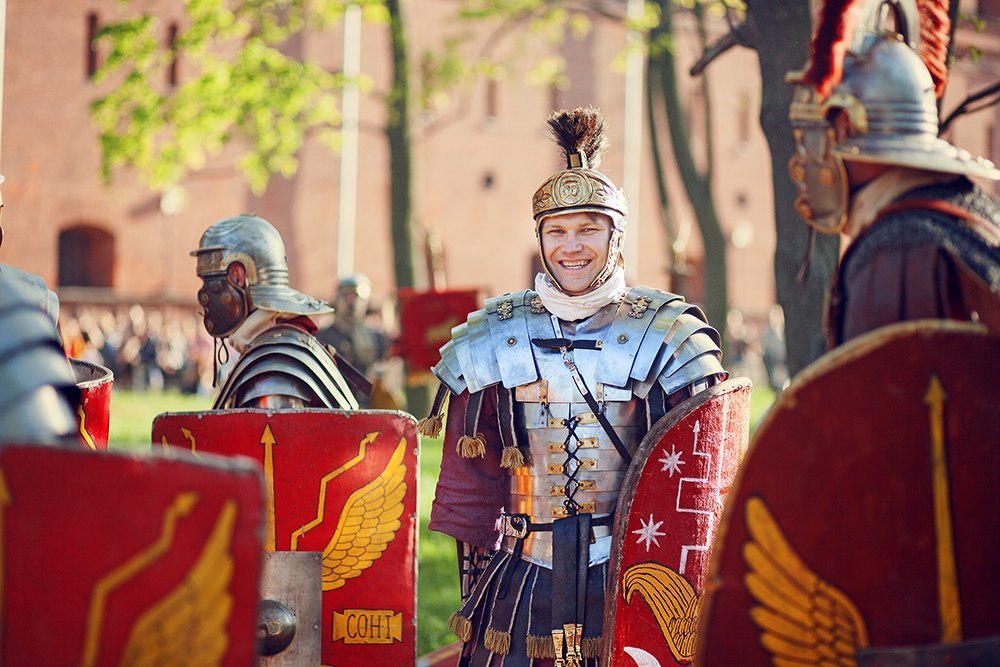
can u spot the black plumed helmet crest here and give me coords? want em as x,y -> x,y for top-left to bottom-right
546,107 -> 609,170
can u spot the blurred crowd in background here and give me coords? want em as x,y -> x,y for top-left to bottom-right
725,304 -> 789,395
55,295 -> 788,404
59,304 -> 215,395
56,277 -> 409,407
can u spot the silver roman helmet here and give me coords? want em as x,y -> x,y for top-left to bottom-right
532,107 -> 628,292
787,0 -> 1000,234
192,215 -> 332,337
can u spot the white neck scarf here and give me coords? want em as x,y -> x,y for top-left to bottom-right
534,267 -> 628,321
229,309 -> 281,353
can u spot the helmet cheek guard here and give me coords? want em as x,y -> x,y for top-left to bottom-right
198,272 -> 250,338
788,122 -> 850,235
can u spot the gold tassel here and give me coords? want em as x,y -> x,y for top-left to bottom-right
448,612 -> 473,642
417,414 -> 443,437
457,434 -> 486,458
582,636 -> 602,658
527,634 -> 556,659
500,446 -> 526,468
483,627 -> 512,655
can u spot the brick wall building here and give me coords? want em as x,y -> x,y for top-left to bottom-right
2,0 -> 996,333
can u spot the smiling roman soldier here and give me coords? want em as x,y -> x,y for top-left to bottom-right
421,107 -> 728,666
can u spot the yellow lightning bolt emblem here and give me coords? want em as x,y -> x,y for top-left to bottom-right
925,373 -> 961,642
82,492 -> 199,666
290,432 -> 409,591
82,493 -> 237,666
289,432 -> 378,551
261,424 -> 277,551
78,406 -> 98,451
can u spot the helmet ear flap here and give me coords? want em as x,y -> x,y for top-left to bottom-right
227,261 -> 247,288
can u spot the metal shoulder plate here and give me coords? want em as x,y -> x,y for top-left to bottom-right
594,286 -> 723,397
0,279 -> 79,443
0,264 -> 60,323
215,326 -> 358,409
431,290 -> 543,395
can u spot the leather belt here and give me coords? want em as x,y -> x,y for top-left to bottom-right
500,512 -> 614,539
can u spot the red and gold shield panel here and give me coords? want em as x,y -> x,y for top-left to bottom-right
70,358 -> 114,450
699,322 -> 1000,665
397,287 -> 480,374
603,378 -> 752,666
153,409 -> 419,667
0,443 -> 263,665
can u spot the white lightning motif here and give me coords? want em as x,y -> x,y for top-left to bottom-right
658,445 -> 685,476
632,514 -> 666,552
624,647 -> 663,667
675,411 -> 729,575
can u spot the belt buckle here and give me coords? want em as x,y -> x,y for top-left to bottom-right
504,514 -> 529,539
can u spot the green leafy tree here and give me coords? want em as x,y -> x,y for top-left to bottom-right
91,0 -> 417,288
647,0 -> 729,340
743,0 -> 838,375
428,0 -> 732,341
691,0 -> 836,374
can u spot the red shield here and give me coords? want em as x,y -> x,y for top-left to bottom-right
397,288 -> 480,373
70,358 -> 114,450
699,322 -> 1000,665
152,409 -> 419,666
0,443 -> 263,665
603,378 -> 753,666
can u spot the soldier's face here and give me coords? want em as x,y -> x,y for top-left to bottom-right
540,212 -> 612,295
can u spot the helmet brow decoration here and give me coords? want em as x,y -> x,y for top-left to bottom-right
531,107 -> 627,223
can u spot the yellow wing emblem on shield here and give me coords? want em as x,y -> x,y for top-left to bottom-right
622,562 -> 701,663
114,498 -> 237,667
743,496 -> 869,665
320,436 -> 408,591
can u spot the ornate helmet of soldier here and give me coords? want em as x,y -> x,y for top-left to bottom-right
787,0 -> 1000,234
191,215 -> 332,338
532,107 -> 628,295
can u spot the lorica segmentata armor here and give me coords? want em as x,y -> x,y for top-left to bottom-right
431,286 -> 726,568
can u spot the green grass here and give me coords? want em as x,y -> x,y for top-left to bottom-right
417,436 -> 461,655
107,389 -> 212,451
106,383 -> 776,655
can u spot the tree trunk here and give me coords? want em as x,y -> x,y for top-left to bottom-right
745,0 -> 838,375
386,0 -> 416,290
650,1 -> 728,339
386,0 -> 430,416
645,56 -> 686,291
